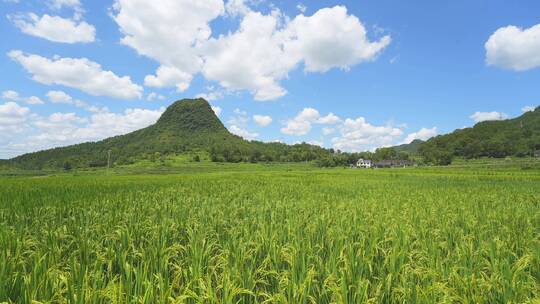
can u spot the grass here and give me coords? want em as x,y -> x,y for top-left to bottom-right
0,165 -> 539,303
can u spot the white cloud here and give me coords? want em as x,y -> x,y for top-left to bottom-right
196,86 -> 226,101
112,2 -> 389,101
306,140 -> 323,147
281,107 -> 320,135
281,107 -> 341,136
228,125 -> 259,140
485,24 -> 540,71
285,6 -> 391,73
253,114 -> 272,126
146,92 -> 166,101
225,107 -> 258,139
296,3 -> 307,13
225,0 -> 250,17
46,90 -> 87,107
403,127 -> 437,144
25,96 -> 44,105
144,66 -> 192,92
2,90 -> 43,105
68,108 -> 164,140
11,13 -> 95,43
203,6 -> 390,101
46,90 -> 73,104
112,0 -> 224,91
522,105 -> 536,112
322,127 -> 334,135
227,108 -> 249,126
49,0 -> 80,10
317,113 -> 340,124
202,10 -> 294,101
470,111 -> 508,123
211,106 -> 222,117
9,50 -> 143,99
34,112 -> 87,130
0,102 -> 30,126
2,90 -> 21,101
2,107 -> 164,158
331,117 -> 403,152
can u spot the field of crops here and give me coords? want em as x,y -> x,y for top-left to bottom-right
1,167 -> 539,303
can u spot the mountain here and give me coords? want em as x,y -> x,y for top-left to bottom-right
8,98 -> 332,169
420,106 -> 540,164
391,139 -> 425,154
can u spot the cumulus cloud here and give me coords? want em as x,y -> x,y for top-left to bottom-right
211,106 -> 222,117
0,106 -> 165,158
227,108 -> 249,126
322,127 -> 335,135
403,127 -> 437,144
146,92 -> 166,102
318,113 -> 340,124
296,3 -> 307,13
331,117 -> 403,152
112,0 -> 223,91
9,50 -> 143,99
112,2 -> 390,100
202,10 -> 295,101
224,107 -> 259,139
68,108 -> 164,140
25,96 -> 44,105
485,24 -> 540,71
522,105 -> 536,112
0,102 -> 30,129
281,107 -> 341,136
203,6 -> 390,101
196,86 -> 226,101
144,66 -> 192,92
253,114 -> 272,126
46,90 -> 73,104
281,107 -> 320,135
11,13 -> 95,43
228,125 -> 259,140
225,0 -> 251,17
2,90 -> 20,101
46,90 -> 86,107
2,90 -> 44,105
470,111 -> 508,123
49,0 -> 81,10
285,6 -> 391,73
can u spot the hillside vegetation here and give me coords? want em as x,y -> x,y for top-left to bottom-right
5,99 -> 539,169
420,107 -> 540,164
8,99 -> 334,169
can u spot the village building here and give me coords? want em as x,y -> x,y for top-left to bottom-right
373,160 -> 415,168
356,158 -> 372,168
535,150 -> 540,158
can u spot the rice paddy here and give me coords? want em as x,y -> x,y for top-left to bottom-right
1,167 -> 539,303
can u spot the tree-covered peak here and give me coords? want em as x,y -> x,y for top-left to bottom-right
155,98 -> 227,134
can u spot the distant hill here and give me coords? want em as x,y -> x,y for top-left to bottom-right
8,98 -> 333,169
391,139 -> 425,154
420,106 -> 540,164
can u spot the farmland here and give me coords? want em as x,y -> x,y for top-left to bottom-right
1,165 -> 539,303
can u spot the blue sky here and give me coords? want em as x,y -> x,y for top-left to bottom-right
1,0 -> 539,158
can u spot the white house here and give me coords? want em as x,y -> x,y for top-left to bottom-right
356,159 -> 372,169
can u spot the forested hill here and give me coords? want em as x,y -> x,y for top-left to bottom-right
8,98 -> 333,169
420,106 -> 540,163
391,139 -> 424,155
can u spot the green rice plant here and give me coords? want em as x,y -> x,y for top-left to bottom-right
0,168 -> 539,303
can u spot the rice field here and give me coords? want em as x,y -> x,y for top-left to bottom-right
0,167 -> 539,303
